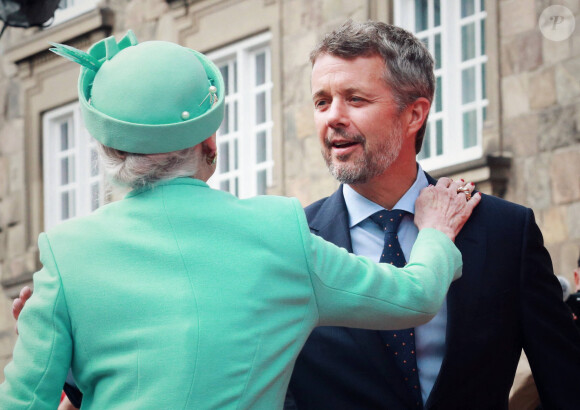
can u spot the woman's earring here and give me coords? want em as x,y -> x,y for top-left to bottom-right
206,153 -> 217,165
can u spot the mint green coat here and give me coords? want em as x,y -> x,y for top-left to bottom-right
0,178 -> 461,409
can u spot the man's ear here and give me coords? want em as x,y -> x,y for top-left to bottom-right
404,97 -> 431,137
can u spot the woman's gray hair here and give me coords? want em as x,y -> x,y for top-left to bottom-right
310,20 -> 435,154
96,143 -> 201,190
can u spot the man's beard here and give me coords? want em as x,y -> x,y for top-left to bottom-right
322,124 -> 404,185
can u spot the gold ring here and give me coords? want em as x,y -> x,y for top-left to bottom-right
457,187 -> 471,201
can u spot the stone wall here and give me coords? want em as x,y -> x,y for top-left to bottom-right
500,0 -> 580,281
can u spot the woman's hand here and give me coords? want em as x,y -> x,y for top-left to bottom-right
12,286 -> 32,335
414,178 -> 481,242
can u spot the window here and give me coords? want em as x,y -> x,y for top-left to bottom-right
207,32 -> 274,198
395,0 -> 488,171
53,0 -> 98,25
42,102 -> 104,230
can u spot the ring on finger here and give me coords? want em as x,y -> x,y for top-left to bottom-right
457,187 -> 472,201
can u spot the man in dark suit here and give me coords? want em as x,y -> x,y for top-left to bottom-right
286,20 -> 580,409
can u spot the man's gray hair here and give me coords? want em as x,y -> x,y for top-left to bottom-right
310,20 -> 435,154
96,143 -> 201,190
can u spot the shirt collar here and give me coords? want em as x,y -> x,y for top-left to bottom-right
343,163 -> 428,228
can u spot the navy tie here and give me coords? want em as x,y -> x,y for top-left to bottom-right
369,209 -> 423,409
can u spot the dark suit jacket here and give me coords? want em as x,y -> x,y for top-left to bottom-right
287,176 -> 580,409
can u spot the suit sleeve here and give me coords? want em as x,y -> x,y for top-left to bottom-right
0,233 -> 72,409
519,210 -> 580,408
291,200 -> 463,329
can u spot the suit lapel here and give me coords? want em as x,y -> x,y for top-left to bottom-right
425,174 -> 487,408
308,185 -> 353,252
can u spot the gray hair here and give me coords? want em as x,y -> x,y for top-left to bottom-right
310,20 -> 435,154
96,143 -> 201,190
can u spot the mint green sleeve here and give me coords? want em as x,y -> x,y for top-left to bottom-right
0,233 -> 72,409
290,201 -> 462,329
306,229 -> 462,328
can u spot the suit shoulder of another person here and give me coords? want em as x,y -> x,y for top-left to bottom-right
475,193 -> 531,219
304,196 -> 330,217
466,193 -> 540,243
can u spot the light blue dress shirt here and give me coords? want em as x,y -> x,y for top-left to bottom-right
343,165 -> 447,403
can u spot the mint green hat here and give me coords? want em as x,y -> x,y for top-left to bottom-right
50,30 -> 224,154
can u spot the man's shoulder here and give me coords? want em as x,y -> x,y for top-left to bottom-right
464,193 -> 535,242
477,192 -> 530,219
304,195 -> 331,218
303,186 -> 347,224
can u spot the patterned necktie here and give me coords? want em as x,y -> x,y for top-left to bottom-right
369,209 -> 423,409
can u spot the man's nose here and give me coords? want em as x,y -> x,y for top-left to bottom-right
326,100 -> 350,129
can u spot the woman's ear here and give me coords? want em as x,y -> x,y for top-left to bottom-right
201,133 -> 217,156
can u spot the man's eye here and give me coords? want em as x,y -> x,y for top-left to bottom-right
351,96 -> 364,103
314,100 -> 328,108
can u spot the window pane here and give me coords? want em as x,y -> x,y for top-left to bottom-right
60,122 -> 70,150
435,33 -> 442,70
434,0 -> 441,26
220,180 -> 230,192
234,139 -> 239,170
480,0 -> 485,11
462,23 -> 476,61
419,123 -> 431,160
435,76 -> 443,112
220,104 -> 230,134
91,183 -> 99,211
234,101 -> 239,132
415,0 -> 428,31
60,157 -> 75,185
461,0 -> 475,17
463,110 -> 477,148
61,190 -> 75,220
257,170 -> 267,195
220,65 -> 229,94
219,142 -> 229,173
61,157 -> 69,185
255,92 -> 266,124
480,19 -> 486,56
481,62 -> 486,99
255,52 -> 266,85
90,148 -> 99,177
421,36 -> 429,50
436,119 -> 443,155
256,131 -> 267,163
61,192 -> 69,219
462,67 -> 476,104
233,61 -> 238,93
483,106 -> 487,121
234,177 -> 239,197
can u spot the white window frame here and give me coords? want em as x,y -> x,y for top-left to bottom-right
42,102 -> 105,230
52,0 -> 98,26
207,32 -> 274,198
395,0 -> 488,171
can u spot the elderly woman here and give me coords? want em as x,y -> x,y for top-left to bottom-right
0,31 -> 478,409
